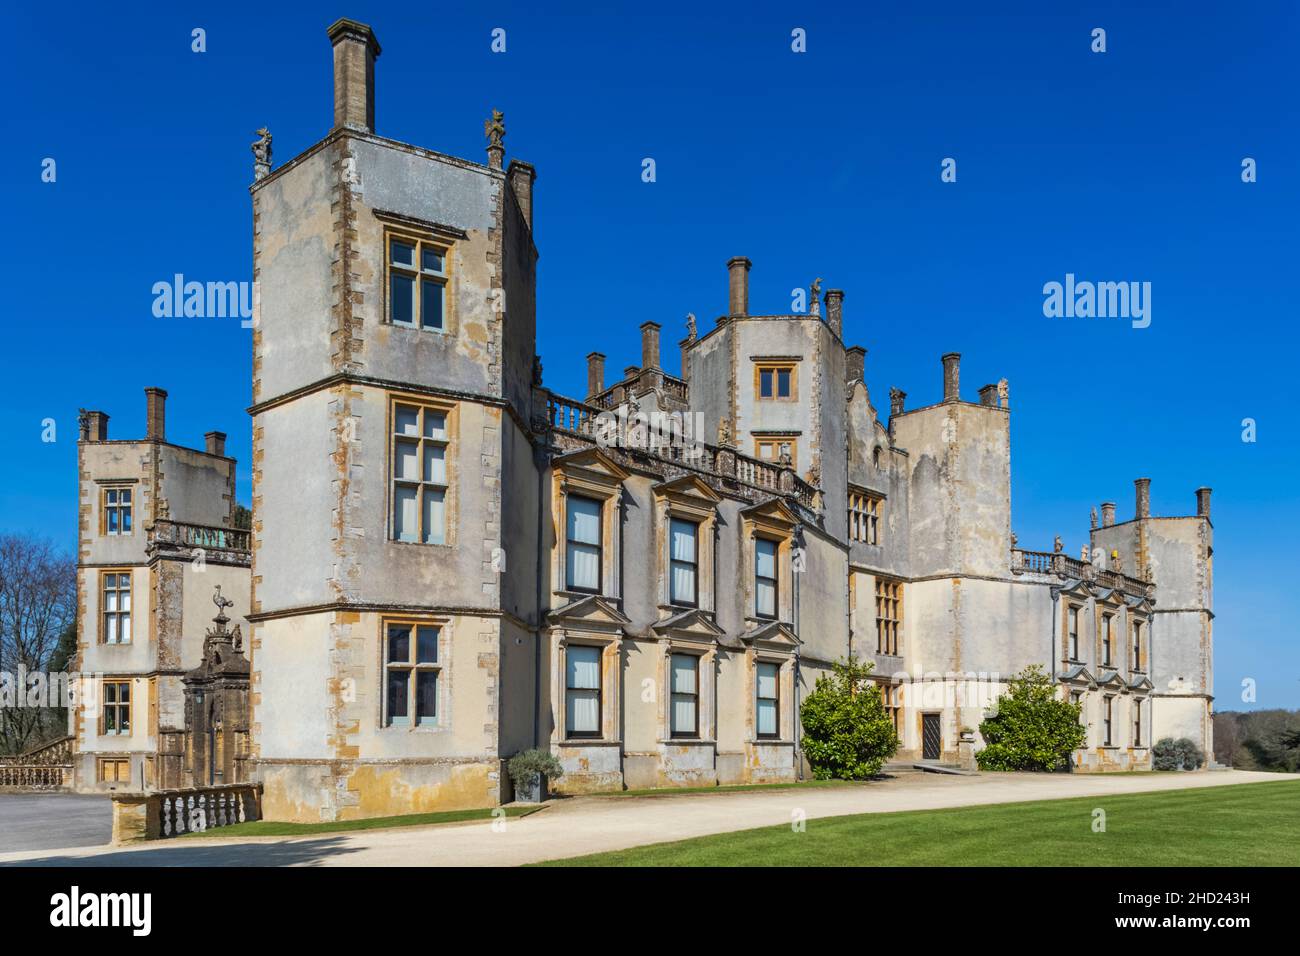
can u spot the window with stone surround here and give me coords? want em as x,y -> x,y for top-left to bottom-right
565,495 -> 603,593
880,681 -> 903,736
387,235 -> 449,332
755,362 -> 796,400
1132,619 -> 1144,671
1133,698 -> 1143,747
876,577 -> 902,655
1068,605 -> 1080,660
1102,613 -> 1114,667
848,488 -> 881,544
390,399 -> 451,545
97,757 -> 130,784
670,653 -> 700,738
756,661 -> 780,739
101,487 -> 132,536
1103,695 -> 1114,746
383,620 -> 441,727
101,680 -> 131,736
101,571 -> 132,645
565,644 -> 602,739
668,518 -> 699,607
755,538 -> 779,620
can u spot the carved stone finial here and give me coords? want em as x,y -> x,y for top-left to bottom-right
485,110 -> 505,169
1010,531 -> 1018,548
1112,550 -> 1124,573
889,387 -> 906,417
996,377 -> 1009,407
717,418 -> 732,447
1053,535 -> 1063,554
1081,545 -> 1089,561
532,354 -> 543,387
213,584 -> 235,614
1090,507 -> 1098,530
809,278 -> 822,316
685,313 -> 697,341
252,128 -> 273,180
778,442 -> 793,467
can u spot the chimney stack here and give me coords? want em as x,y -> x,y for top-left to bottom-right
328,18 -> 381,133
586,352 -> 606,399
942,352 -> 961,402
1196,487 -> 1212,520
507,160 -> 536,231
1135,477 -> 1151,519
79,410 -> 109,442
727,257 -> 751,317
1101,502 -> 1116,527
640,321 -> 661,370
979,384 -> 999,406
890,388 -> 907,418
205,431 -> 227,457
145,387 -> 167,442
845,346 -> 865,384
825,289 -> 844,338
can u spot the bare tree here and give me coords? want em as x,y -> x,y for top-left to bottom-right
0,533 -> 76,754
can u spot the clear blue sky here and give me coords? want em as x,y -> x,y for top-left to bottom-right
4,2 -> 1296,708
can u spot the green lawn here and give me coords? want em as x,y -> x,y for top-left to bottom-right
536,779 -> 1300,866
182,804 -> 540,838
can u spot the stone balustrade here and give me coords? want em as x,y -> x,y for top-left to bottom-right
1011,547 -> 1153,599
111,783 -> 262,844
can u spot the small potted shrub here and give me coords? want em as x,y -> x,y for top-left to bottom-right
1152,737 -> 1205,771
508,748 -> 564,803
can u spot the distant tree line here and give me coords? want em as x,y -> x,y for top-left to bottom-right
1213,710 -> 1300,772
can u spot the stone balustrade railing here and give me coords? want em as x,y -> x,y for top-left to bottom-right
1011,548 -> 1153,598
0,765 -> 69,789
543,391 -> 819,511
0,735 -> 73,766
112,783 -> 263,844
148,520 -> 251,565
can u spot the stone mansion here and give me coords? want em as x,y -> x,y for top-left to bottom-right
68,18 -> 1215,821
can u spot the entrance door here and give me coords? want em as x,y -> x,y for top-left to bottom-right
922,713 -> 942,760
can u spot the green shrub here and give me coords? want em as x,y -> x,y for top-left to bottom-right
1152,737 -> 1205,771
975,665 -> 1087,772
799,656 -> 899,780
507,748 -> 564,792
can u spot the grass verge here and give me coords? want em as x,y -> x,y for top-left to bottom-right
534,779 -> 1300,866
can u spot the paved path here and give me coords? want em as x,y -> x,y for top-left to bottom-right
0,770 -> 1286,867
0,794 -> 112,853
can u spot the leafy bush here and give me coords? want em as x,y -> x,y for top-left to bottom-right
1152,737 -> 1205,771
507,748 -> 564,792
975,666 -> 1087,772
799,656 -> 899,779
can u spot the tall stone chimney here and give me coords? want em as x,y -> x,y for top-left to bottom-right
507,160 -> 536,231
825,289 -> 844,338
942,352 -> 961,402
586,352 -> 606,399
1101,502 -> 1116,527
727,257 -> 751,317
640,322 -> 661,370
1135,477 -> 1151,519
1196,487 -> 1212,520
79,410 -> 109,442
845,346 -> 865,384
145,387 -> 167,442
328,18 -> 381,133
890,389 -> 906,418
206,431 -> 227,457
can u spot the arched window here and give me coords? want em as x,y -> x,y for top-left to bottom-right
872,447 -> 882,469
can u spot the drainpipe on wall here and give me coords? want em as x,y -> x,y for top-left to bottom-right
534,440 -> 547,750
793,524 -> 804,781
